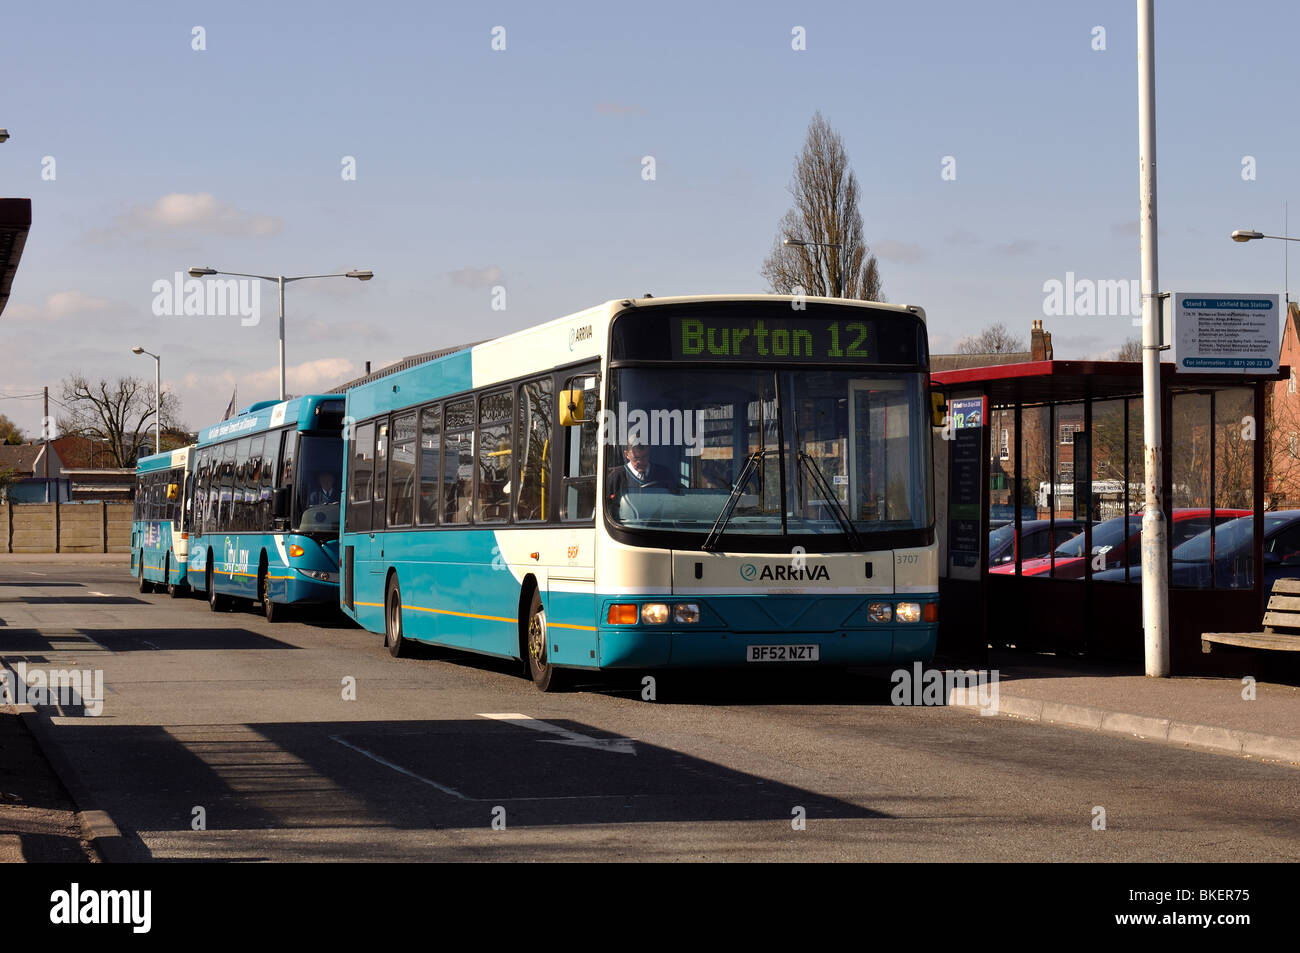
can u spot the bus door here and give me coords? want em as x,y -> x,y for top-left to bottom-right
549,369 -> 599,663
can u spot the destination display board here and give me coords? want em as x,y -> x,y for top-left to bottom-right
611,303 -> 926,366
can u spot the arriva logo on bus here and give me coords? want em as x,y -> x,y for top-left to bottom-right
151,272 -> 261,326
739,563 -> 830,582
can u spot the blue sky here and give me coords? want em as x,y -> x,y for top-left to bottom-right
2,0 -> 1298,435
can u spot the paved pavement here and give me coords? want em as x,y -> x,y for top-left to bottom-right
947,653 -> 1300,766
1,557 -> 1297,862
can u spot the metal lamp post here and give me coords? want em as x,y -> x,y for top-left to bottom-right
784,238 -> 847,298
187,267 -> 374,401
131,346 -> 161,455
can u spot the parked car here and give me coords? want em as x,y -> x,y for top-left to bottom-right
987,519 -> 1087,567
1147,509 -> 1300,589
991,508 -> 1250,578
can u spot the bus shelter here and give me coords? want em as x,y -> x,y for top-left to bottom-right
931,359 -> 1282,673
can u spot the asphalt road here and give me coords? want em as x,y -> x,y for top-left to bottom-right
1,564 -> 1297,862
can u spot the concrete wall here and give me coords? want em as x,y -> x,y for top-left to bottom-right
0,502 -> 133,553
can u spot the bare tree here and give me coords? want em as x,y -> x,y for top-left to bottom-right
761,112 -> 884,301
1116,338 -> 1142,361
954,323 -> 1026,355
0,413 -> 25,445
56,374 -> 182,467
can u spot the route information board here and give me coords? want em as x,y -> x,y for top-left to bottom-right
1173,293 -> 1279,373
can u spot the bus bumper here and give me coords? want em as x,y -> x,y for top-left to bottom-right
597,624 -> 937,668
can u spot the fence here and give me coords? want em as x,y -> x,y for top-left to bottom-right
0,502 -> 133,553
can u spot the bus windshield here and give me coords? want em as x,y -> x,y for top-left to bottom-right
605,367 -> 931,543
294,434 -> 344,535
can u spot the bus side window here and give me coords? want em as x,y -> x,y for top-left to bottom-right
444,398 -> 475,525
214,443 -> 233,531
388,413 -> 417,527
476,390 -> 513,523
516,377 -> 553,522
346,422 -> 374,535
248,435 -> 265,531
560,374 -> 598,522
374,420 -> 389,530
417,405 -> 442,525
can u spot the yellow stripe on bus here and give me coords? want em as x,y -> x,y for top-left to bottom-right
371,603 -> 600,632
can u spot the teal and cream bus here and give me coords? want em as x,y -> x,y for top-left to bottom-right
187,396 -> 346,620
340,294 -> 938,690
131,445 -> 195,596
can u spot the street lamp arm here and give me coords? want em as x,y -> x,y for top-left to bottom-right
281,272 -> 373,282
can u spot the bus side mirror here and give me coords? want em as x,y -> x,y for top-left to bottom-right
929,388 -> 947,428
559,390 -> 585,427
273,487 -> 291,518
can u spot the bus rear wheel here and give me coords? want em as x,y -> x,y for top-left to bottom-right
526,588 -> 566,692
166,556 -> 185,598
207,559 -> 228,612
385,575 -> 408,658
137,554 -> 151,593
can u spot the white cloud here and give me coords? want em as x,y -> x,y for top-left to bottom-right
182,357 -> 358,407
594,102 -> 646,116
5,290 -> 114,321
448,266 -> 504,288
89,193 -> 282,243
872,240 -> 926,264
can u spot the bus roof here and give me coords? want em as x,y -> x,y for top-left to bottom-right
135,445 -> 192,473
343,294 -> 925,419
195,394 -> 344,448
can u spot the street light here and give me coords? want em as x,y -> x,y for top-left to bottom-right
131,346 -> 161,455
784,238 -> 846,298
186,266 -> 375,400
0,129 -> 10,144
1231,229 -> 1299,243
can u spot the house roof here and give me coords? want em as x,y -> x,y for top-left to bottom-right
0,443 -> 56,476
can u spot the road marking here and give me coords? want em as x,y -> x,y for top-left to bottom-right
477,712 -> 637,755
329,735 -> 470,800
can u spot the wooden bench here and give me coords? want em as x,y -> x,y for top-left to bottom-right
1202,577 -> 1300,654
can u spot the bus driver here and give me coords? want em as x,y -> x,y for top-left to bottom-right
605,436 -> 681,504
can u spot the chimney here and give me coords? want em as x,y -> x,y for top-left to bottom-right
1030,319 -> 1049,360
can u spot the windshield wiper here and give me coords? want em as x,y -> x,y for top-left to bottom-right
702,449 -> 771,552
797,451 -> 863,550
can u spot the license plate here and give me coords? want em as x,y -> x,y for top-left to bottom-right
747,644 -> 819,662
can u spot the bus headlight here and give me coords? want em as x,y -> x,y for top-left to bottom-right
867,603 -> 893,623
641,603 -> 670,625
298,569 -> 337,582
896,602 -> 922,623
673,603 -> 700,624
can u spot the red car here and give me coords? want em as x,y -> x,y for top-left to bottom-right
989,508 -> 1250,578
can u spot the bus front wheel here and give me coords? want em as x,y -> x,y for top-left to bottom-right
385,575 -> 408,658
525,588 -> 566,693
260,563 -> 284,623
